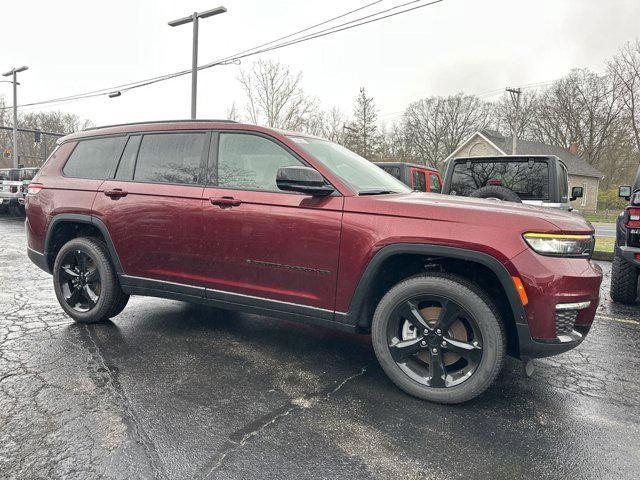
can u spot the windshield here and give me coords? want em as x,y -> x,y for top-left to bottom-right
288,136 -> 410,194
450,159 -> 550,200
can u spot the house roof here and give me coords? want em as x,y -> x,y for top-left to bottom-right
480,129 -> 603,178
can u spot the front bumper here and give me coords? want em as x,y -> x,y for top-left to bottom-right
505,249 -> 602,358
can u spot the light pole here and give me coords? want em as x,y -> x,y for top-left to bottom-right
2,66 -> 28,168
169,6 -> 227,120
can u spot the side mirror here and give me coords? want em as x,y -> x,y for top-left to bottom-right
570,186 -> 583,201
619,185 -> 632,201
276,166 -> 334,197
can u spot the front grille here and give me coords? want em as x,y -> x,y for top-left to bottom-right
556,309 -> 578,335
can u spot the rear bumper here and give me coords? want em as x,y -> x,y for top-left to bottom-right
616,245 -> 640,266
27,247 -> 50,274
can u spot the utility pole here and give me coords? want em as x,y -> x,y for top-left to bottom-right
2,66 -> 28,168
506,87 -> 522,155
169,6 -> 227,120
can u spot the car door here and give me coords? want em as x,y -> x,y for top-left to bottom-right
200,131 -> 343,311
93,131 -> 210,286
410,167 -> 427,192
428,172 -> 442,193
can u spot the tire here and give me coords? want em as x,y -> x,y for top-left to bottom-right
469,185 -> 522,203
53,237 -> 127,323
371,273 -> 505,404
610,254 -> 638,304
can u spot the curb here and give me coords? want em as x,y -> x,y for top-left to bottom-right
592,251 -> 614,262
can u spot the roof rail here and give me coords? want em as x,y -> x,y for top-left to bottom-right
83,119 -> 238,132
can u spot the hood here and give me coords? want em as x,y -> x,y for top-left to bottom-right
346,192 -> 594,234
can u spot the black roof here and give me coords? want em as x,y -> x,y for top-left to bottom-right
481,129 -> 603,178
374,161 -> 440,172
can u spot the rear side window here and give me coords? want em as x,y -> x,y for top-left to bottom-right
115,135 -> 141,180
412,169 -> 427,191
429,173 -> 441,193
134,133 -> 207,185
63,137 -> 126,179
217,133 -> 303,192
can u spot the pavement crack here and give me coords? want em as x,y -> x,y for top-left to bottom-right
200,366 -> 367,479
81,325 -> 167,479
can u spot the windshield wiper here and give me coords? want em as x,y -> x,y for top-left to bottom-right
358,189 -> 398,196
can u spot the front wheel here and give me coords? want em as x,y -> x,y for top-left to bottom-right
53,237 -> 128,323
372,273 -> 505,404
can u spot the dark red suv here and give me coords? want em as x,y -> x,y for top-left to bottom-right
25,120 -> 602,403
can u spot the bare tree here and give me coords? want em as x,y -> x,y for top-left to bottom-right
609,40 -> 640,154
401,93 -> 492,167
238,60 -> 318,131
226,102 -> 241,122
491,91 -> 538,140
345,87 -> 380,159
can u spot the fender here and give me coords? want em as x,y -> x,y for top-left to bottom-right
346,243 -> 527,327
43,213 -> 124,273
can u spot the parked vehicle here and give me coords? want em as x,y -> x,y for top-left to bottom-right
18,167 -> 39,207
441,155 -> 583,210
610,172 -> 640,304
374,162 -> 442,193
25,120 -> 602,403
0,168 -> 24,215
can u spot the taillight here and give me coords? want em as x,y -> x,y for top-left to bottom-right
626,207 -> 640,227
27,183 -> 44,195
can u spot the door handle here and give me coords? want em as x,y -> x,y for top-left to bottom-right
210,196 -> 242,208
104,188 -> 128,198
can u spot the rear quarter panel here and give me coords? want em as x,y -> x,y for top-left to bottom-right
25,142 -> 102,252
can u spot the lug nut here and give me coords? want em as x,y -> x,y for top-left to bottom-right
421,340 -> 427,346
436,329 -> 442,335
432,348 -> 438,354
441,341 -> 447,347
424,329 -> 429,335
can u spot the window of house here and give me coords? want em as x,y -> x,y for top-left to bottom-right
134,133 -> 207,185
217,133 -> 303,191
581,181 -> 588,207
63,136 -> 126,179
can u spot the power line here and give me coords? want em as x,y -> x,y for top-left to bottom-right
3,0 -> 445,111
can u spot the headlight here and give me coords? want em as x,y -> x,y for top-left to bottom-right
523,233 -> 594,258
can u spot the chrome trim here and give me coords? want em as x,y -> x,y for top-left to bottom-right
555,301 -> 591,311
120,274 -> 348,316
207,287 -> 336,315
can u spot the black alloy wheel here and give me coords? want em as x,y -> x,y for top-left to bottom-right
372,273 -> 505,404
388,296 -> 482,388
58,249 -> 102,312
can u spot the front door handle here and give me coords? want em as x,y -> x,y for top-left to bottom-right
210,196 -> 242,208
104,188 -> 128,198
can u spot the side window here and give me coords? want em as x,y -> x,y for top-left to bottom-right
134,133 -> 207,185
115,135 -> 141,180
429,173 -> 441,193
412,169 -> 427,191
559,164 -> 569,202
63,137 -> 126,179
380,165 -> 401,180
217,133 -> 303,192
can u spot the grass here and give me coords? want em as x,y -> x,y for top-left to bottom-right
583,211 -> 618,224
594,236 -> 615,253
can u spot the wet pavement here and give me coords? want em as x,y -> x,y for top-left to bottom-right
1,215 -> 639,479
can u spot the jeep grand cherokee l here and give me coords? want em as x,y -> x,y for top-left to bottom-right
25,120 -> 602,404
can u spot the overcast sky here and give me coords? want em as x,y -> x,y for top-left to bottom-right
2,0 -> 639,127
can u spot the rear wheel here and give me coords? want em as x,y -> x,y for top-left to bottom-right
53,237 -> 128,323
610,254 -> 638,304
372,273 -> 505,404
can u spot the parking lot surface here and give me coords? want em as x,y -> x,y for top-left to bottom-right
1,215 -> 639,480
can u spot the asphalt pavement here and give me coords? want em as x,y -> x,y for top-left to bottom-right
1,215 -> 639,480
593,222 -> 616,238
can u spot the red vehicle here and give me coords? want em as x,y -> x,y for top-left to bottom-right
375,162 -> 442,193
25,120 -> 602,403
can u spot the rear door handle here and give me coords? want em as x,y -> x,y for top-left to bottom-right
210,196 -> 242,208
104,188 -> 128,198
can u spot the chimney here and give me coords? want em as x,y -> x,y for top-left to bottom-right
569,140 -> 579,155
